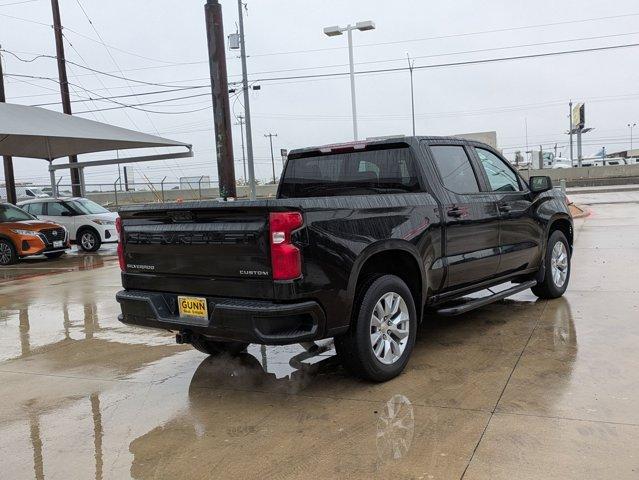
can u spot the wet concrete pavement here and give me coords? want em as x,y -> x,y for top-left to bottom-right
1,203 -> 638,480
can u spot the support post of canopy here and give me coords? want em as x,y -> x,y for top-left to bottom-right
49,162 -> 57,198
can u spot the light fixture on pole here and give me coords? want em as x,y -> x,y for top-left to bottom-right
323,20 -> 376,141
628,122 -> 637,151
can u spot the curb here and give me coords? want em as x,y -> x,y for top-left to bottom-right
569,203 -> 590,219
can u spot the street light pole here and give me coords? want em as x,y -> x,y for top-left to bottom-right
407,53 -> 415,136
346,27 -> 358,140
324,21 -> 375,141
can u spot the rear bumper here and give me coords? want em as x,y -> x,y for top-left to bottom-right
116,290 -> 326,345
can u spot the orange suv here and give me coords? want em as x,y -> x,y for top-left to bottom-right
0,203 -> 70,266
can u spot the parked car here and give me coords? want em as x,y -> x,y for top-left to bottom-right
116,136 -> 573,382
0,203 -> 70,266
0,185 -> 50,202
18,197 -> 118,252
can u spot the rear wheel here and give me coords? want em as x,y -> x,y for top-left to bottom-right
45,251 -> 65,259
78,228 -> 101,252
0,239 -> 17,266
191,335 -> 249,356
335,274 -> 417,382
532,230 -> 571,299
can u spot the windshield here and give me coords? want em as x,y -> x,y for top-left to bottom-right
67,199 -> 109,215
279,145 -> 422,198
0,203 -> 36,222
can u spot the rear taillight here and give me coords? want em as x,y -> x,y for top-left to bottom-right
115,216 -> 125,271
269,211 -> 303,280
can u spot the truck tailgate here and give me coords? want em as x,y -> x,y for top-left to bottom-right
120,203 -> 273,297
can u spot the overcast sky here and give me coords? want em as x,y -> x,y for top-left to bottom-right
2,0 -> 639,188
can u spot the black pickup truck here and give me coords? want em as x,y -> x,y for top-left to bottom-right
116,136 -> 572,381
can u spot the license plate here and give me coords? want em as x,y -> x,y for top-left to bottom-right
178,296 -> 208,319
53,240 -> 63,248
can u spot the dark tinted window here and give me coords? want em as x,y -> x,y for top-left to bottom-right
47,201 -> 72,216
430,146 -> 479,194
279,146 -> 422,198
475,148 -> 521,192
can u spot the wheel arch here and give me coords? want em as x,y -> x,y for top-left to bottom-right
75,224 -> 102,250
547,214 -> 573,252
76,224 -> 100,240
347,241 -> 426,323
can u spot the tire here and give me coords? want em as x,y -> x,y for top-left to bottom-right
0,239 -> 18,266
44,251 -> 66,259
532,230 -> 571,299
191,335 -> 249,356
77,228 -> 102,252
335,274 -> 417,382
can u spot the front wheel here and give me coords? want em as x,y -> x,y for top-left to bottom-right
532,230 -> 571,299
191,335 -> 249,356
78,229 -> 101,252
0,239 -> 18,266
335,275 -> 417,382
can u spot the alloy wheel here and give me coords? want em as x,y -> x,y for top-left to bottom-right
370,292 -> 410,365
0,242 -> 13,265
81,232 -> 96,250
550,241 -> 569,288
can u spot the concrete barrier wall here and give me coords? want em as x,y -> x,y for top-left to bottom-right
519,164 -> 639,187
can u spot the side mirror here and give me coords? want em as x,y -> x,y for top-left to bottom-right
529,175 -> 553,194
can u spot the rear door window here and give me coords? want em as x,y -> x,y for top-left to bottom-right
429,145 -> 480,194
280,145 -> 422,198
27,202 -> 45,216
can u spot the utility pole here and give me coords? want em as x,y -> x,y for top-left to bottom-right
628,123 -> 636,151
0,47 -> 16,204
569,100 -> 574,166
51,0 -> 82,197
264,133 -> 278,184
235,115 -> 247,181
204,0 -> 236,198
237,0 -> 256,200
406,53 -> 415,136
123,166 -> 129,192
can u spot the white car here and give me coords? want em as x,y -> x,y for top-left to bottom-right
18,197 -> 118,252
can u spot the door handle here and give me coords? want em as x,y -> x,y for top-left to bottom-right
447,207 -> 464,218
498,203 -> 512,213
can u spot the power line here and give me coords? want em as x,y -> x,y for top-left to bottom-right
251,41 -> 639,84
7,40 -> 639,115
8,28 -> 639,82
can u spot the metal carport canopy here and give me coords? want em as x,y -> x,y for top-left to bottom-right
0,102 -> 193,200
0,102 -> 191,158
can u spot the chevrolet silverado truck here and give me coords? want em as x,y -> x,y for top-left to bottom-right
116,136 -> 573,382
